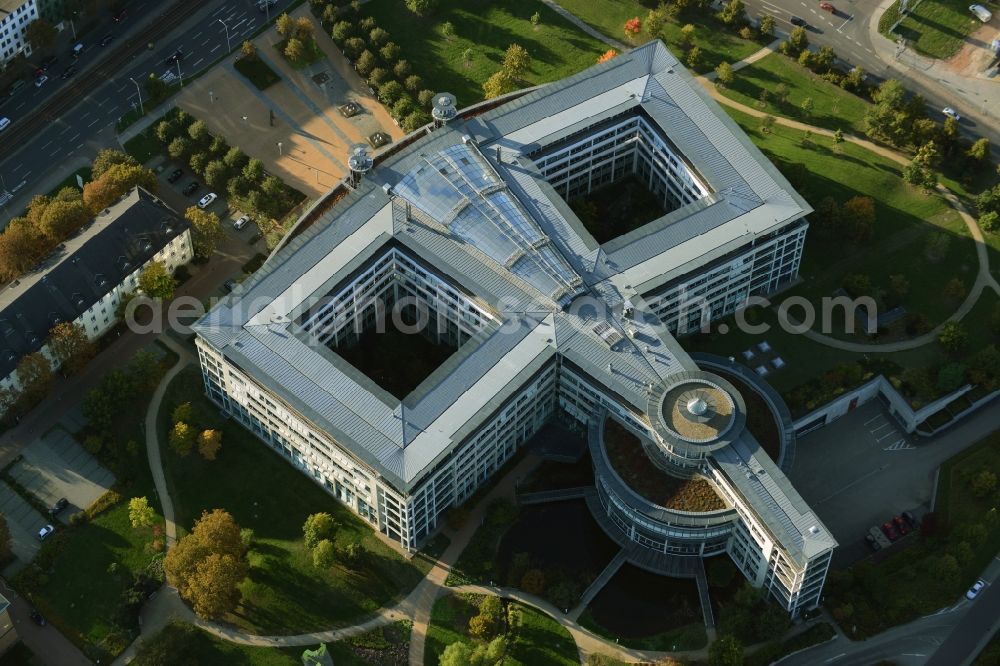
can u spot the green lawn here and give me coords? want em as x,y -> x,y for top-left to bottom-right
719,53 -> 870,134
894,0 -> 993,59
363,0 -> 607,105
578,609 -> 706,651
555,0 -> 761,72
159,367 -> 431,635
825,429 -> 1000,638
123,130 -> 161,164
424,593 -> 578,666
131,618 -> 411,665
234,55 -> 281,90
45,167 -> 92,198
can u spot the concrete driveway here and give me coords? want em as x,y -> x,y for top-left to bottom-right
7,428 -> 115,522
0,484 -> 49,574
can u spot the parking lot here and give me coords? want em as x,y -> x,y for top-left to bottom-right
0,483 -> 49,574
7,428 -> 115,524
789,401 -> 931,565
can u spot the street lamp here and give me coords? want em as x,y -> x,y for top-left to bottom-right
217,18 -> 232,54
129,77 -> 144,116
242,115 -> 248,125
276,141 -> 283,156
209,90 -> 215,104
176,59 -> 183,87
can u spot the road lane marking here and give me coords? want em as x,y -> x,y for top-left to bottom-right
202,39 -> 211,47
69,133 -> 79,142
76,143 -> 83,150
49,150 -> 60,157
870,422 -> 890,433
211,5 -> 228,16
41,141 -> 52,149
233,17 -> 248,30
863,414 -> 883,425
210,44 -> 221,53
875,430 -> 897,442
823,655 -> 846,664
192,57 -> 205,69
837,15 -> 854,31
88,119 -> 99,127
193,31 -> 203,39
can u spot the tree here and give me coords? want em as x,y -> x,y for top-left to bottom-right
833,128 -> 844,144
343,37 -> 365,58
686,46 -> 703,70
981,211 -> 999,234
40,198 -> 89,239
170,421 -> 195,457
787,26 -> 808,54
717,0 -> 746,26
191,509 -> 245,559
241,40 -> 256,60
646,5 -> 668,37
403,110 -> 429,132
184,205 -> 225,259
0,218 -> 49,280
303,512 -> 336,548
709,635 -> 743,666
92,149 -> 140,179
679,23 -> 696,49
47,322 -> 95,375
284,37 -> 306,63
185,552 -> 245,619
404,74 -> 423,92
938,321 -> 967,354
275,12 -> 293,37
531,11 -> 541,28
502,43 -> 530,79
202,160 -> 228,191
943,277 -> 966,302
198,429 -> 222,460
623,17 -> 642,40
243,158 -> 264,183
800,96 -> 814,116
370,27 -> 390,46
332,20 -> 352,42
841,196 -> 876,244
888,274 -> 910,300
368,67 -> 388,89
439,636 -> 506,666
25,19 -> 57,50
597,49 -> 618,64
129,496 -> 156,529
715,62 -> 734,88
520,568 -> 545,594
441,21 -> 455,40
294,16 -> 315,41
139,261 -> 176,300
970,470 -> 997,498
418,89 -> 435,107
16,353 -> 52,404
188,119 -> 210,144
405,0 -> 438,16
758,14 -> 775,38
937,362 -> 966,393
483,70 -> 517,99
82,164 -> 157,213
155,120 -> 178,144
967,138 -> 991,162
172,401 -> 193,425
312,539 -> 336,568
145,73 -> 169,103
223,146 -> 247,170
0,515 -> 10,563
392,59 -> 410,78
760,114 -> 775,133
468,613 -> 493,639
168,136 -> 191,160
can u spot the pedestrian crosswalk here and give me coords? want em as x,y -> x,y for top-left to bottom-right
884,438 -> 915,451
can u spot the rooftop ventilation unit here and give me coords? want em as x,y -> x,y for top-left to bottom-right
347,144 -> 373,189
592,321 -> 624,348
431,92 -> 457,127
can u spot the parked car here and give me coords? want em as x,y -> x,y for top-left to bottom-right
233,214 -> 250,230
790,16 -> 807,26
60,65 -> 78,79
893,515 -> 910,536
99,33 -> 114,47
967,579 -> 986,599
197,192 -> 218,209
943,106 -> 961,121
902,510 -> 917,527
257,0 -> 278,10
182,181 -> 200,196
165,49 -> 183,66
223,279 -> 238,292
39,56 -> 57,71
33,75 -> 48,88
70,43 -> 84,58
819,1 -> 835,11
865,533 -> 880,550
0,117 -> 10,132
49,497 -> 69,516
167,168 -> 183,183
29,610 -> 46,626
37,524 -> 54,540
970,4 -> 992,22
881,521 -> 899,541
112,8 -> 127,22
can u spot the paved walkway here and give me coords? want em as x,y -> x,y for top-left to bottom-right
542,0 -> 628,51
698,45 -> 1000,354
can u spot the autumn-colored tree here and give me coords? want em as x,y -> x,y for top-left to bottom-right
165,509 -> 247,619
170,422 -> 195,457
841,196 -> 876,244
16,353 -> 52,404
25,19 -> 57,50
139,261 -> 177,300
285,37 -> 306,63
295,16 -> 315,41
597,49 -> 618,64
0,218 -> 50,280
47,322 -> 95,375
240,40 -> 256,60
483,70 -> 517,99
624,17 -> 642,39
92,149 -> 140,179
715,62 -> 734,88
172,401 -> 193,425
501,43 -> 530,79
198,429 -> 222,460
185,552 -> 245,619
82,164 -> 157,214
275,12 -> 293,37
129,496 -> 156,529
520,568 -> 545,595
39,198 -> 90,239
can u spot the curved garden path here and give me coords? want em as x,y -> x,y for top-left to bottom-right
698,50 -> 1000,354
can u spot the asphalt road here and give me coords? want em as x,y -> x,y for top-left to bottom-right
741,0 -> 1000,148
0,0 -> 295,224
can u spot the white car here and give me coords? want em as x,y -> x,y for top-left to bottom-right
34,75 -> 48,88
197,193 -> 217,209
37,524 -> 54,540
967,579 -> 986,600
943,106 -> 961,121
233,214 -> 251,230
970,4 -> 992,22
0,117 -> 9,132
